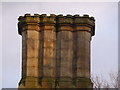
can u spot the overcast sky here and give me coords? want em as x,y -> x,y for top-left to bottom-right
1,2 -> 118,88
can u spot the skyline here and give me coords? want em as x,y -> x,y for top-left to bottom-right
1,2 -> 118,88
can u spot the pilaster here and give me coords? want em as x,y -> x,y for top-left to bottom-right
73,14 -> 95,88
56,15 -> 74,88
18,14 -> 41,88
40,14 -> 56,88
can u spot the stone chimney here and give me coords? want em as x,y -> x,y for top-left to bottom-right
18,14 -> 95,88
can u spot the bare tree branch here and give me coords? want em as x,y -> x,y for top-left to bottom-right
91,71 -> 118,88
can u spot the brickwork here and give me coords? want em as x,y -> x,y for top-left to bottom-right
18,14 -> 95,88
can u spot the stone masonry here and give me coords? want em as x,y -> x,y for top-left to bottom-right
18,14 -> 95,88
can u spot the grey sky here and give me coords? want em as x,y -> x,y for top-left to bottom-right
2,2 -> 118,88
0,2 -> 2,89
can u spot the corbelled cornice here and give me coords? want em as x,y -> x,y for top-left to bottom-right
18,14 -> 95,36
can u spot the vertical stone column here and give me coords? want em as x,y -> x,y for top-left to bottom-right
74,15 -> 95,88
40,14 -> 56,88
56,15 -> 74,88
18,14 -> 41,88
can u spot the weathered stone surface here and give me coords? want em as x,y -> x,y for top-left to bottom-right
22,32 -> 27,78
41,78 -> 56,88
58,77 -> 74,88
27,66 -> 38,77
76,31 -> 91,78
38,31 -> 43,78
18,14 -> 95,88
27,39 -> 39,58
57,31 -> 73,78
42,30 -> 56,78
27,30 -> 39,39
19,77 -> 41,88
20,28 -> 40,86
75,77 -> 93,88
